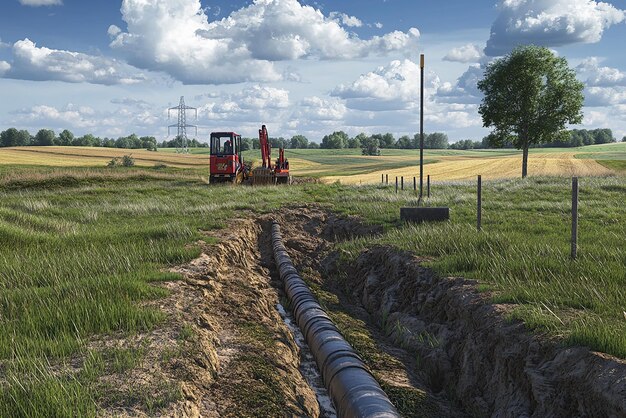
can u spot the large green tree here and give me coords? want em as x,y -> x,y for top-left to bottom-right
34,129 -> 55,146
321,131 -> 348,149
478,45 -> 584,177
290,135 -> 309,149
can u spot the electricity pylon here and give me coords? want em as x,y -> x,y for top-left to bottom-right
168,96 -> 197,154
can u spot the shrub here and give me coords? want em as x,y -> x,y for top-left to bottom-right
122,155 -> 135,167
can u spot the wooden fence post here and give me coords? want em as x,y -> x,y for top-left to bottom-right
427,175 -> 431,198
395,177 -> 398,194
572,177 -> 578,260
477,175 -> 482,231
401,176 -> 404,191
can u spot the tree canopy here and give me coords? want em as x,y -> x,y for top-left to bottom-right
478,45 -> 584,177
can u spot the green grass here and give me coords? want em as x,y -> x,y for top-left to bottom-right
336,177 -> 626,358
1,165 -> 625,415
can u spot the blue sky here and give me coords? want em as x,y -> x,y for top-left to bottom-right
0,0 -> 625,142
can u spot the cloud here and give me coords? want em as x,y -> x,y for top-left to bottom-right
486,0 -> 625,56
331,60 -> 426,110
295,96 -> 347,121
443,44 -> 485,63
111,98 -> 152,109
198,85 -> 290,122
107,25 -> 122,37
329,59 -> 482,131
0,61 -> 10,76
1,39 -> 148,85
436,63 -> 486,104
18,0 -> 62,6
584,86 -> 626,106
110,0 -> 420,84
329,12 -> 363,28
577,57 -> 626,86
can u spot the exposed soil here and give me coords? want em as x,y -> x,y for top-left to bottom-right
328,245 -> 626,417
93,204 -> 626,417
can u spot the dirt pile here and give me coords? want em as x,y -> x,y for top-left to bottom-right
170,219 -> 320,417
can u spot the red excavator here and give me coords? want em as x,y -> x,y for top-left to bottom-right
209,125 -> 289,185
253,125 -> 290,185
209,131 -> 247,183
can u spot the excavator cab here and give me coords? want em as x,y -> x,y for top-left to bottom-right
209,132 -> 245,183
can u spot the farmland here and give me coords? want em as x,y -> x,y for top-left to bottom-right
1,142 -> 626,183
0,145 -> 625,416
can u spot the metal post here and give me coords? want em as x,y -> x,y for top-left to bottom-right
427,175 -> 431,198
418,54 -> 425,205
401,176 -> 404,191
386,174 -> 388,185
395,177 -> 398,194
413,177 -> 416,192
382,174 -> 384,184
477,175 -> 482,232
572,177 -> 578,260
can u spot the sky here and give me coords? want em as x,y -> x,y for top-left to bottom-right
0,0 -> 625,143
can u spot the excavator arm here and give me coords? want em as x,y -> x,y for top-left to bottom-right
259,125 -> 272,169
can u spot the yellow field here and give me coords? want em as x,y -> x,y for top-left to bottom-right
329,152 -> 614,184
0,146 -> 621,182
0,147 -> 207,168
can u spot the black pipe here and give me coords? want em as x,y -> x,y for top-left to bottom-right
272,222 -> 400,418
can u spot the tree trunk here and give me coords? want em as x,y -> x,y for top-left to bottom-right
522,145 -> 529,178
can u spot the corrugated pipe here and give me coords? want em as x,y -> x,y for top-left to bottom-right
271,222 -> 400,418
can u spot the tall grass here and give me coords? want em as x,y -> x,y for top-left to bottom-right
0,166 -> 625,415
337,176 -> 626,358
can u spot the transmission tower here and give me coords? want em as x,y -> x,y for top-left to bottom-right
168,96 -> 198,154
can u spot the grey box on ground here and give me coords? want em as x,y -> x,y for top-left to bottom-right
400,207 -> 450,223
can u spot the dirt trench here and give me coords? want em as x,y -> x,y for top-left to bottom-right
104,205 -> 625,417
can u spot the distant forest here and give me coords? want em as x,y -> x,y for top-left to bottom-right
0,127 -> 622,151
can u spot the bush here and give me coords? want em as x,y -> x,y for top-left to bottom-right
106,155 -> 135,167
122,155 -> 135,167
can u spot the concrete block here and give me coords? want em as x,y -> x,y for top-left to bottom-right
400,207 -> 450,223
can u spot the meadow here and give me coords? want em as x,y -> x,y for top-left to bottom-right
0,145 -> 625,415
1,142 -> 625,183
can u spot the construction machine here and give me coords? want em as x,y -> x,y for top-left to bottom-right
209,125 -> 289,185
209,131 -> 248,183
252,125 -> 290,185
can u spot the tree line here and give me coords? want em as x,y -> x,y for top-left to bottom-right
1,127 -> 622,153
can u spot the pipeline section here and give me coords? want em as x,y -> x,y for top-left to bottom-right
271,222 -> 400,418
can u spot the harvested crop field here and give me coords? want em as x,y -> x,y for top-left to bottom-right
2,144 -> 624,183
334,152 -> 614,184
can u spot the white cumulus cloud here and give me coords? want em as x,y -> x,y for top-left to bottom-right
486,0 -> 625,56
443,44 -> 485,63
332,60 -> 435,111
109,0 -> 420,84
577,57 -> 626,86
19,0 -> 62,6
329,12 -> 363,28
1,39 -> 148,85
0,61 -> 10,76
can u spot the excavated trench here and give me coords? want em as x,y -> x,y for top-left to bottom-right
161,206 -> 625,417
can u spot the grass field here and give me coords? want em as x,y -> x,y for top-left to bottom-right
1,143 -> 625,183
0,144 -> 625,415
